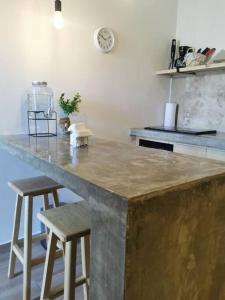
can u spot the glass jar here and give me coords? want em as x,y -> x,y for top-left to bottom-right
27,81 -> 54,118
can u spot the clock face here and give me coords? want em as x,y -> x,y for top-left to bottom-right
94,27 -> 115,53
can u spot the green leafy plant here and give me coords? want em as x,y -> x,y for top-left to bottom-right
58,93 -> 82,116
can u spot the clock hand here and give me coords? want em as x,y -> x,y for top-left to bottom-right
99,33 -> 106,40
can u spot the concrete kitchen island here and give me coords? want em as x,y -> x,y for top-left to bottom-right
1,135 -> 225,299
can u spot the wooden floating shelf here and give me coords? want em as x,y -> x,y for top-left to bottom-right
156,62 -> 225,76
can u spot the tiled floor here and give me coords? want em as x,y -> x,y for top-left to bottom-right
0,242 -> 83,300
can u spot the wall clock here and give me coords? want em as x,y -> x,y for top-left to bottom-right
94,27 -> 115,53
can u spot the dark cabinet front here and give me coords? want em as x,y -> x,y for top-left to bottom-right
139,139 -> 174,152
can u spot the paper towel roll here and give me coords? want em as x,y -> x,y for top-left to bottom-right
164,102 -> 177,128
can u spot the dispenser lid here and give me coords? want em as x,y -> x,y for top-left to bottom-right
32,81 -> 47,86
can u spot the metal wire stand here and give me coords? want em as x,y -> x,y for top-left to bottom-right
27,111 -> 57,137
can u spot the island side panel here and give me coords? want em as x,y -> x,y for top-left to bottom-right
87,186 -> 128,300
125,175 -> 225,300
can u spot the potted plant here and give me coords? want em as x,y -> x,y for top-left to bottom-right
58,93 -> 82,133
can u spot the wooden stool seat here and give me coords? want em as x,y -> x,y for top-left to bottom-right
8,176 -> 63,300
38,202 -> 90,242
38,203 -> 90,300
8,176 -> 63,197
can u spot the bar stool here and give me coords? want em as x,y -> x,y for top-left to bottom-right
8,176 -> 64,300
38,202 -> 90,300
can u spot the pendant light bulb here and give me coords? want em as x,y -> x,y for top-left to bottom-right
54,0 -> 64,29
54,11 -> 64,29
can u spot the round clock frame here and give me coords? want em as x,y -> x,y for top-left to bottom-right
94,27 -> 115,53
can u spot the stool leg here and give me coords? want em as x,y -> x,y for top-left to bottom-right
52,190 -> 60,208
52,190 -> 65,253
43,194 -> 50,236
8,194 -> 23,278
64,239 -> 77,300
40,230 -> 58,300
43,194 -> 50,211
23,195 -> 33,300
81,235 -> 90,300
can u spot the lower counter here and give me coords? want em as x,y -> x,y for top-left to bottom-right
130,128 -> 225,161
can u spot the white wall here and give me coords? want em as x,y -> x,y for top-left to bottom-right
0,0 -> 178,244
174,0 -> 225,130
176,0 -> 225,50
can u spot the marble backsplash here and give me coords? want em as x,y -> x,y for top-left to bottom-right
174,73 -> 225,131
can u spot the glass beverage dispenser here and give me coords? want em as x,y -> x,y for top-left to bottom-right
27,81 -> 57,137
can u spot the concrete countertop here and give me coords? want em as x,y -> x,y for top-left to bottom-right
1,134 -> 225,202
130,128 -> 225,150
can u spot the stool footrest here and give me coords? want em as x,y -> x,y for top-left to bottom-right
48,276 -> 88,299
17,233 -> 48,247
31,249 -> 63,267
12,241 -> 63,268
